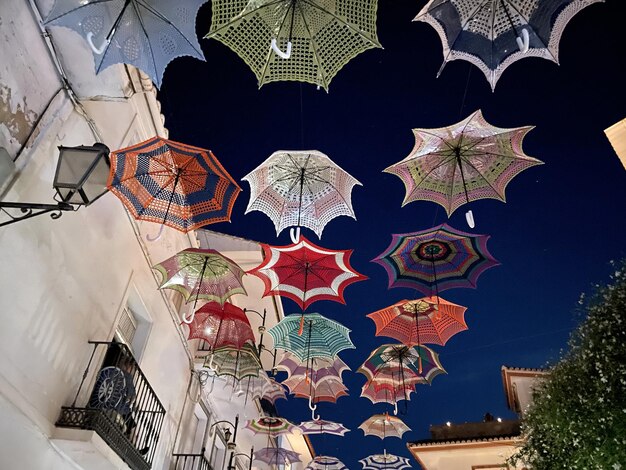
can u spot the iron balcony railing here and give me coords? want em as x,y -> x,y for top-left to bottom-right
56,341 -> 166,470
172,452 -> 213,470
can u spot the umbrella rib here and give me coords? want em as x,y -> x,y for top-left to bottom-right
257,1 -> 295,86
295,2 -> 330,89
130,0 -> 159,84
45,0 -> 116,23
206,0 -> 285,36
462,157 -> 507,198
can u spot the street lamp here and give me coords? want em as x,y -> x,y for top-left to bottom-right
0,143 -> 110,227
258,344 -> 279,376
243,308 -> 267,352
227,446 -> 254,470
209,415 -> 239,451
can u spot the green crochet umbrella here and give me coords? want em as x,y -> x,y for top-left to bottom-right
268,313 -> 355,362
205,0 -> 381,91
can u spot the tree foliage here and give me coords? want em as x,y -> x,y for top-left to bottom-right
510,261 -> 626,469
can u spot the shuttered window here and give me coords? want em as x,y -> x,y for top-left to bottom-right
116,305 -> 138,352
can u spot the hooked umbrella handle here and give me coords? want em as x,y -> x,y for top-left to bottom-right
289,226 -> 301,244
86,31 -> 111,55
516,28 -> 530,53
271,38 -> 292,59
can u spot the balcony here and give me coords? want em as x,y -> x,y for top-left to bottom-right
56,341 -> 166,470
172,452 -> 213,470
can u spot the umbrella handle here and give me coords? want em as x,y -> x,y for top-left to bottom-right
86,32 -> 111,55
181,308 -> 196,324
516,28 -> 530,53
310,407 -> 320,421
393,402 -> 398,415
465,209 -> 475,229
271,38 -> 292,59
289,226 -> 301,244
146,223 -> 165,242
308,396 -> 317,411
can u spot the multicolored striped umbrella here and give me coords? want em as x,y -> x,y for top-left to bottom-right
153,248 -> 247,309
298,419 -> 350,436
254,447 -> 301,466
268,314 -> 355,362
107,137 -> 240,232
367,296 -> 468,347
359,344 -> 446,386
204,343 -> 261,381
305,455 -> 349,470
360,378 -> 415,406
245,417 -> 297,436
248,236 -> 367,311
372,223 -> 499,297
185,301 -> 255,350
359,414 -> 411,440
359,453 -> 412,470
277,353 -> 350,383
242,150 -> 362,238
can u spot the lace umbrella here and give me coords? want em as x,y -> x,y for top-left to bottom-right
242,150 -> 361,240
284,375 -> 348,403
261,377 -> 288,404
414,0 -> 601,90
367,296 -> 468,347
298,419 -> 350,436
359,453 -> 412,470
254,447 -> 301,466
277,353 -> 350,383
153,248 -> 247,320
305,455 -> 348,470
372,223 -> 499,297
359,414 -> 411,440
359,344 -> 446,385
204,343 -> 262,380
107,137 -> 241,235
186,302 -> 255,350
384,110 -> 542,227
245,417 -> 297,436
45,0 -> 207,88
268,314 -> 355,362
360,378 -> 415,408
249,236 -> 366,311
205,1 -> 381,91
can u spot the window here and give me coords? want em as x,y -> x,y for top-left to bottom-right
116,305 -> 138,353
115,280 -> 152,362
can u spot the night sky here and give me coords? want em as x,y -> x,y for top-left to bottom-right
159,1 -> 626,468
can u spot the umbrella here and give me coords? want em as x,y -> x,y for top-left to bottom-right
107,137 -> 241,235
372,223 -> 499,297
268,314 -> 355,362
366,296 -> 468,347
45,0 -> 207,88
205,1 -> 381,91
414,0 -> 602,90
204,343 -> 262,380
153,248 -> 247,318
283,375 -> 348,403
305,455 -> 348,470
248,236 -> 367,311
359,344 -> 446,386
360,378 -> 415,406
276,353 -> 350,383
185,301 -> 255,350
242,150 -> 362,240
298,419 -> 350,436
254,447 -> 301,466
261,377 -> 288,404
233,370 -> 272,401
383,110 -> 542,227
245,417 -> 297,436
359,414 -> 411,440
359,453 -> 412,470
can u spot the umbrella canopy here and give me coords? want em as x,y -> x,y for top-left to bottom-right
360,378 -> 415,406
234,370 -> 272,401
277,353 -> 350,383
372,223 -> 499,296
298,419 -> 350,436
414,0 -> 602,90
204,343 -> 262,380
153,248 -> 247,307
245,417 -> 297,436
107,137 -> 240,232
242,150 -> 362,238
359,414 -> 411,440
284,375 -> 348,403
367,296 -> 468,346
205,0 -> 381,90
359,344 -> 446,386
268,313 -> 355,362
254,447 -> 301,466
186,301 -> 255,350
249,236 -> 367,311
262,377 -> 288,404
45,0 -> 207,87
384,110 -> 542,221
359,453 -> 412,470
305,455 -> 349,470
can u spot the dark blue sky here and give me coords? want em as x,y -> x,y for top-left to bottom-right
160,1 -> 626,468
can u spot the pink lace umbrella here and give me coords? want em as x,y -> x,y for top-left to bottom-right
298,419 -> 350,436
359,414 -> 411,440
185,301 -> 255,350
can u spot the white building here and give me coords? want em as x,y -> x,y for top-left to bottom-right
0,2 -> 312,470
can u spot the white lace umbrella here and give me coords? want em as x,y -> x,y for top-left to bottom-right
242,150 -> 361,241
359,453 -> 412,470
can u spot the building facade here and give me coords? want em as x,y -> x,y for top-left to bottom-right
0,2 -> 312,469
